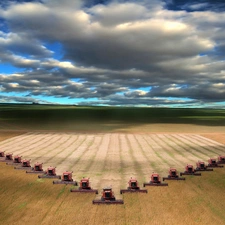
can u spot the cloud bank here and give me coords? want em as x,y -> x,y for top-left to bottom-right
0,0 -> 225,107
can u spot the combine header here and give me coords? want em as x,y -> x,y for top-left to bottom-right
53,171 -> 78,185
208,158 -> 224,168
26,162 -> 44,174
217,156 -> 225,164
15,159 -> 32,170
180,164 -> 201,176
93,187 -> 123,204
195,161 -> 213,171
163,168 -> 185,181
143,173 -> 168,187
120,177 -> 147,193
38,166 -> 61,179
0,153 -> 13,162
6,155 -> 22,165
71,177 -> 98,193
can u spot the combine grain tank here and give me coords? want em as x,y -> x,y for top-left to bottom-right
26,162 -> 45,174
180,164 -> 201,176
208,158 -> 224,168
93,187 -> 123,204
15,159 -> 32,170
38,166 -> 61,179
143,173 -> 168,187
217,156 -> 225,164
53,171 -> 78,185
195,161 -> 213,171
71,178 -> 98,193
163,168 -> 185,181
120,177 -> 147,193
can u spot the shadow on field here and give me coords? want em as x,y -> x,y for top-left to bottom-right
0,104 -> 225,132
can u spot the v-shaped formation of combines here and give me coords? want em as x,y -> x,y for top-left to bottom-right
1,150 -> 224,205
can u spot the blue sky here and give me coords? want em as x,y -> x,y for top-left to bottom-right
0,0 -> 225,107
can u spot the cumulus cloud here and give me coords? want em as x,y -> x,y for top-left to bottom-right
0,0 -> 225,107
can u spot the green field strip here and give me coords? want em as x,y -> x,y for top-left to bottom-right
133,134 -> 164,174
76,134 -> 104,176
124,134 -> 148,183
84,134 -> 111,190
175,134 -> 222,158
141,134 -> 177,171
167,134 -> 213,162
183,134 -> 225,155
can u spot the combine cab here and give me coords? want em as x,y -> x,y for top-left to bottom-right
15,159 -> 32,170
180,164 -> 201,176
120,177 -> 147,193
208,158 -> 224,168
0,153 -> 13,162
71,178 -> 98,193
217,156 -> 225,164
163,168 -> 185,181
6,155 -> 22,165
26,162 -> 44,174
53,171 -> 78,185
0,151 -> 5,157
93,187 -> 123,204
195,161 -> 213,171
143,173 -> 168,187
38,166 -> 61,179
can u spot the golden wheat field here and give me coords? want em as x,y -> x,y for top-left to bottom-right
0,129 -> 225,225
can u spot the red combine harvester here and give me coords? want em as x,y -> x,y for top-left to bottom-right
0,153 -> 13,162
195,161 -> 213,171
143,173 -> 168,187
15,159 -> 32,169
53,171 -> 78,185
6,155 -> 22,165
120,177 -> 147,193
163,168 -> 185,181
93,187 -> 123,204
217,156 -> 225,164
71,177 -> 98,193
0,151 -> 5,157
208,158 -> 224,168
180,164 -> 201,176
38,166 -> 61,179
26,162 -> 44,174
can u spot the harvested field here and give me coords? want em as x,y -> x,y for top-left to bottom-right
1,132 -> 225,198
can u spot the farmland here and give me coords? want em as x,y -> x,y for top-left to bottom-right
0,105 -> 225,224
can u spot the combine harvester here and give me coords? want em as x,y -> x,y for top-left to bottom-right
0,153 -> 13,162
180,164 -> 201,176
120,177 -> 147,193
6,155 -> 22,165
26,162 -> 45,174
0,151 -> 5,158
195,161 -> 213,171
217,155 -> 225,164
53,171 -> 78,185
93,187 -> 123,204
38,166 -> 61,179
14,159 -> 32,170
143,173 -> 168,187
71,177 -> 98,193
163,168 -> 185,181
208,158 -> 224,168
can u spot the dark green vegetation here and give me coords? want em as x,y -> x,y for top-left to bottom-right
1,104 -> 225,132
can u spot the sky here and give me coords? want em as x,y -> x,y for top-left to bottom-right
0,0 -> 225,107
